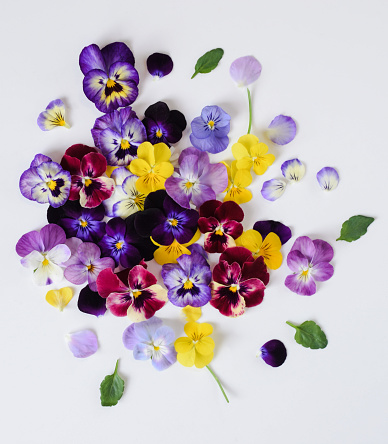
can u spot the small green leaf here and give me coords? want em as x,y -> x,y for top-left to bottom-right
286,321 -> 328,349
100,359 -> 124,407
337,215 -> 374,242
191,48 -> 224,79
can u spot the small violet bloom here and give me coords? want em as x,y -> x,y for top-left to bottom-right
123,317 -> 177,371
19,154 -> 71,208
258,340 -> 287,367
146,53 -> 173,79
285,236 -> 334,296
230,56 -> 262,87
37,99 -> 70,131
267,115 -> 297,145
316,167 -> 339,191
190,105 -> 231,154
79,42 -> 139,113
165,147 -> 228,209
66,330 -> 98,358
281,158 -> 305,182
16,224 -> 71,286
261,179 -> 287,201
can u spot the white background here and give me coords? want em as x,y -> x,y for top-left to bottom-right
1,1 -> 387,443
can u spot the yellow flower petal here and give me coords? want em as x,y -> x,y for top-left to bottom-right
181,306 -> 202,322
153,161 -> 174,179
195,336 -> 215,355
236,229 -> 263,254
137,141 -> 155,166
237,134 -> 260,151
175,337 -> 195,354
45,287 -> 73,311
184,321 -> 213,340
135,173 -> 166,194
105,165 -> 118,177
233,167 -> 252,188
177,349 -> 196,367
235,157 -> 253,170
252,154 -> 276,175
153,240 -> 191,265
224,187 -> 252,204
231,142 -> 250,160
250,142 -> 269,157
259,233 -> 283,270
154,143 -> 171,163
194,351 -> 214,368
129,158 -> 151,177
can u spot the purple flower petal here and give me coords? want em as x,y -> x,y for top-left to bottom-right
78,285 -> 107,317
16,230 -> 44,257
40,224 -> 67,251
316,167 -> 339,191
311,262 -> 334,282
261,179 -> 287,201
267,115 -> 297,145
101,42 -> 135,70
30,154 -> 52,168
253,220 -> 292,245
286,250 -> 309,273
190,132 -> 229,154
133,317 -> 164,343
66,330 -> 98,358
284,273 -> 316,296
281,158 -> 305,182
230,56 -> 262,87
290,236 -> 315,262
79,44 -> 107,75
122,323 -> 138,350
147,53 -> 173,78
259,340 -> 287,367
312,239 -> 334,264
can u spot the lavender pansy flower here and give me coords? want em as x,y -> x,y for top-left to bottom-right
123,317 -> 177,371
190,105 -> 231,154
316,167 -> 339,191
165,147 -> 228,209
78,285 -> 107,317
261,179 -> 287,201
253,220 -> 292,245
79,42 -> 139,113
267,115 -> 297,145
16,224 -> 71,286
37,99 -> 70,131
147,53 -> 173,79
161,251 -> 212,307
19,154 -> 71,208
66,330 -> 98,358
229,56 -> 262,87
285,236 -> 334,296
258,340 -> 287,367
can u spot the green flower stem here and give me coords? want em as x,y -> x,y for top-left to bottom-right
247,87 -> 252,134
286,321 -> 297,329
206,365 -> 229,403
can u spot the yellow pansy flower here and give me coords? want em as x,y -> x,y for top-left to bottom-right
232,134 -> 275,175
236,229 -> 282,270
129,141 -> 174,194
151,229 -> 201,265
222,161 -> 252,204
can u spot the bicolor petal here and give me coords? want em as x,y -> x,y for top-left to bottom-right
261,179 -> 287,201
316,167 -> 339,191
267,115 -> 297,145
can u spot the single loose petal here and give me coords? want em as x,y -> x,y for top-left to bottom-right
46,287 -> 73,311
181,306 -> 202,322
78,285 -> 107,317
281,159 -> 305,182
267,115 -> 296,145
316,167 -> 339,191
66,330 -> 98,358
259,340 -> 287,367
229,56 -> 262,87
261,179 -> 287,201
147,53 -> 173,78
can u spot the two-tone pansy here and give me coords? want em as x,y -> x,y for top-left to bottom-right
19,154 -> 71,208
222,161 -> 252,204
198,200 -> 244,253
79,42 -> 139,113
316,167 -> 339,191
232,134 -> 275,176
281,159 -> 305,182
37,99 -> 70,131
96,265 -> 168,322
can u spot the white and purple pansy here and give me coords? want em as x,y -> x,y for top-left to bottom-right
19,154 -> 71,208
281,158 -> 305,182
284,236 -> 334,296
79,42 -> 139,113
316,167 -> 339,191
261,178 -> 287,201
267,115 -> 297,145
37,99 -> 70,131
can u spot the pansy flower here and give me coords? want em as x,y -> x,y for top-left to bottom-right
146,53 -> 174,79
97,265 -> 168,322
129,141 -> 174,194
47,200 -> 106,242
198,200 -> 244,253
161,250 -> 212,307
285,236 -> 334,296
253,220 -> 292,245
142,101 -> 186,146
19,154 -> 71,208
165,147 -> 228,209
123,317 -> 177,371
189,105 -> 231,154
232,134 -> 275,175
16,224 -> 71,286
222,161 -> 252,204
37,99 -> 70,131
151,230 -> 201,265
91,107 -> 137,145
79,42 -> 139,113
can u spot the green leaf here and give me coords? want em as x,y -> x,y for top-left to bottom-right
336,215 -> 374,242
286,321 -> 328,349
191,48 -> 224,79
100,359 -> 124,407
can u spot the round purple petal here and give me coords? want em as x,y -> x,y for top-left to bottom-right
40,224 -> 67,251
30,154 -> 52,168
312,239 -> 334,264
230,56 -> 262,87
79,44 -> 106,75
253,220 -> 292,245
66,330 -> 98,358
147,53 -> 173,78
122,323 -> 138,350
287,250 -> 309,273
151,347 -> 177,371
311,262 -> 334,282
101,42 -> 135,70
78,285 -> 107,317
190,132 -> 229,154
133,317 -> 164,343
290,236 -> 315,262
259,340 -> 287,367
16,230 -> 44,257
316,167 -> 339,191
284,273 -> 316,296
267,115 -> 297,145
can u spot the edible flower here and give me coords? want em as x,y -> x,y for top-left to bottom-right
261,179 -> 287,201
281,159 -> 305,182
232,134 -> 275,175
45,287 -> 73,311
78,285 -> 107,317
222,161 -> 252,204
146,53 -> 174,79
257,340 -> 287,367
267,115 -> 296,145
37,99 -> 70,130
123,317 -> 177,371
66,330 -> 98,358
253,220 -> 292,245
316,167 -> 339,191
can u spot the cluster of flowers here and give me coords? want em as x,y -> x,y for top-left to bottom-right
16,42 -> 336,399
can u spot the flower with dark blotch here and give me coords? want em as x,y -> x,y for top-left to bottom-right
253,220 -> 292,245
37,99 -> 70,131
79,42 -> 139,113
190,105 -> 231,154
142,101 -> 186,147
147,53 -> 173,79
258,340 -> 287,367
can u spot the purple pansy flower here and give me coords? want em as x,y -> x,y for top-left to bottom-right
165,147 -> 228,209
64,239 -> 115,291
161,251 -> 212,307
123,317 -> 177,370
190,105 -> 231,154
146,53 -> 173,79
258,340 -> 287,367
253,220 -> 292,245
78,284 -> 107,317
285,236 -> 334,296
142,101 -> 186,147
47,200 -> 106,242
79,42 -> 139,113
229,56 -> 262,87
267,115 -> 297,145
16,224 -> 71,286
19,154 -> 71,208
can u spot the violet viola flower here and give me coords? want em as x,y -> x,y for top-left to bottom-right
79,42 -> 139,113
123,317 -> 177,370
97,266 -> 168,322
190,105 -> 231,154
142,101 -> 186,147
165,147 -> 228,209
16,224 -> 71,286
64,238 -> 115,291
284,236 -> 334,296
47,200 -> 106,242
146,53 -> 174,79
198,200 -> 244,253
161,251 -> 212,307
19,154 -> 71,208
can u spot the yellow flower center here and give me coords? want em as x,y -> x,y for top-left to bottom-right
185,181 -> 193,189
87,264 -> 94,272
132,290 -> 141,298
229,284 -> 239,293
183,280 -> 194,290
168,218 -> 179,227
134,194 -> 145,209
42,258 -> 49,266
79,218 -> 88,228
215,226 -> 224,236
106,78 -> 116,88
120,139 -> 130,150
115,241 -> 124,250
84,178 -> 92,187
156,129 -> 163,138
208,120 -> 215,129
301,269 -> 309,277
47,180 -> 57,190
153,345 -> 160,351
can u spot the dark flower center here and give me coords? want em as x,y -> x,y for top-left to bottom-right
105,78 -> 123,97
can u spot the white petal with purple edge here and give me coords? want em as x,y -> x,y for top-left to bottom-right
281,159 -> 305,182
261,179 -> 287,201
66,330 -> 98,358
267,115 -> 297,145
46,244 -> 71,265
316,167 -> 339,191
33,260 -> 64,286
